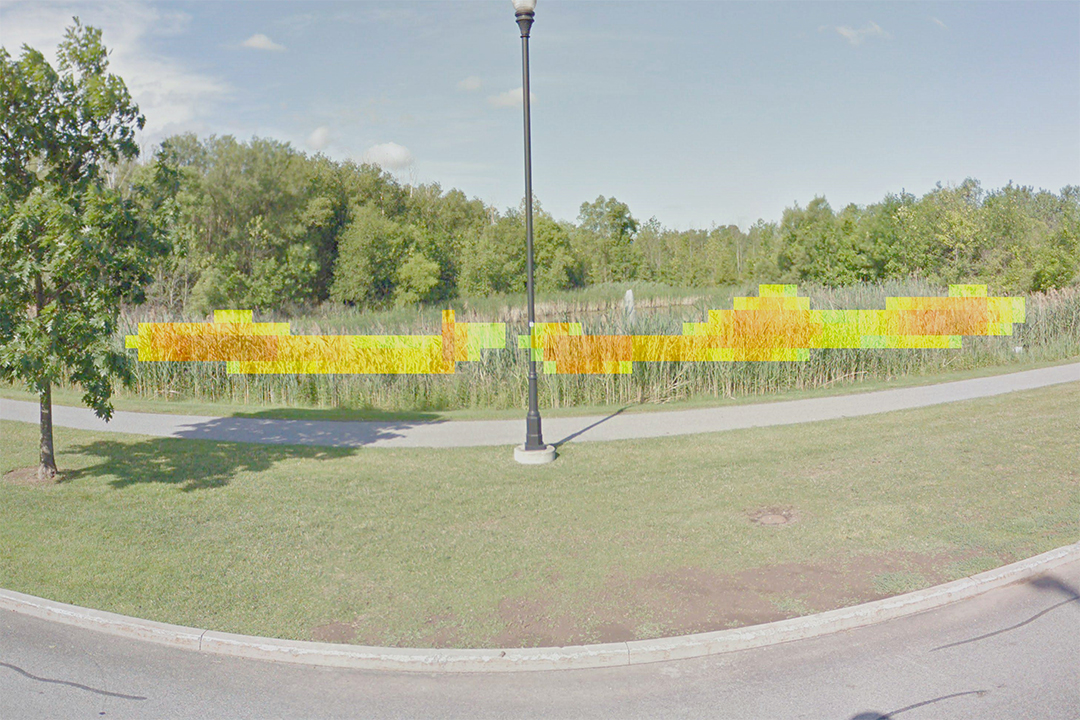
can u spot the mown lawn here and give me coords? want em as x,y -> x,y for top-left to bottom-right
1,383 -> 1077,648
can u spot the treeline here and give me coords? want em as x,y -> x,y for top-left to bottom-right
121,134 -> 1079,314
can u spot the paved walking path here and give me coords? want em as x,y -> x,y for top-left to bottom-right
2,363 -> 1078,448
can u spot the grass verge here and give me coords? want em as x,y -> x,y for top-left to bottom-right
1,383 -> 1077,648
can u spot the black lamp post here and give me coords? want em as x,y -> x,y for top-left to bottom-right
513,0 -> 555,464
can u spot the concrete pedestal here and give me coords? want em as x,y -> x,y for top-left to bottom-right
513,444 -> 557,464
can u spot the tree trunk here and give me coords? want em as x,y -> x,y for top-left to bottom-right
34,271 -> 58,481
39,380 -> 58,481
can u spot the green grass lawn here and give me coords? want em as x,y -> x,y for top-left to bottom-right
1,383 -> 1077,648
2,355 -> 1076,423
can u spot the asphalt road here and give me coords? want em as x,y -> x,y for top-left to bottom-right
2,561 -> 1077,720
1,362 -> 1077,448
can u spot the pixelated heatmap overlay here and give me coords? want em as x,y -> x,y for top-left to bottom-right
125,286 -> 1024,375
124,310 -> 506,374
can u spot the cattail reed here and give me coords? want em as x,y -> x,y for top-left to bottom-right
105,281 -> 1079,413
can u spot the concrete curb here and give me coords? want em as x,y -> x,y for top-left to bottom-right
2,543 -> 1077,672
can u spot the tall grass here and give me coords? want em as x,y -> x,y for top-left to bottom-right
109,280 -> 1079,413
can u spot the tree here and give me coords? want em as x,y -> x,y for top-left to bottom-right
777,197 -> 863,286
859,191 -> 916,281
744,219 -> 782,282
395,250 -> 442,306
573,195 -> 639,284
457,206 -> 581,297
916,179 -> 984,284
330,204 -> 414,307
0,20 -> 169,479
532,216 -> 582,291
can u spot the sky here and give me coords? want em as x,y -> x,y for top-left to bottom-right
1,0 -> 1077,231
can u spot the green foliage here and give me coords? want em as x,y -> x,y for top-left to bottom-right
858,191 -> 916,280
459,213 -> 525,296
458,209 -> 582,297
187,268 -> 233,318
0,20 -> 168,420
395,251 -> 442,307
573,195 -> 640,284
331,205 -> 415,307
1031,245 -> 1077,292
761,179 -> 1078,293
101,119 -> 1076,310
140,136 -> 507,312
778,197 -> 866,285
533,216 -> 581,291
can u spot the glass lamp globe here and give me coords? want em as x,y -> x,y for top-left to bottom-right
512,0 -> 537,14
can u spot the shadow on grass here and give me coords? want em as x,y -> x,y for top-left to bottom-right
63,436 -> 354,492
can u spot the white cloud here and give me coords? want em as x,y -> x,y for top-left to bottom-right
458,75 -> 482,92
835,21 -> 888,46
307,126 -> 331,152
931,17 -> 948,30
0,1 -> 228,146
362,142 -> 414,171
488,87 -> 536,108
242,33 -> 285,51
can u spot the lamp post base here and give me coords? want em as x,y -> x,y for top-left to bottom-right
514,444 -> 557,465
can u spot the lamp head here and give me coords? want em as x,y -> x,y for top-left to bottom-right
513,0 -> 535,36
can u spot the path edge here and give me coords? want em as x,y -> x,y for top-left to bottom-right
2,542 -> 1077,673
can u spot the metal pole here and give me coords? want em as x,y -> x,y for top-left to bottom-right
518,10 -> 544,451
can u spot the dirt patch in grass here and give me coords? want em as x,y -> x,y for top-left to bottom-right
747,505 -> 800,527
584,548 -> 991,645
2,466 -> 61,486
313,548 -> 997,649
491,597 -> 585,648
412,613 -> 464,648
311,621 -> 357,644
